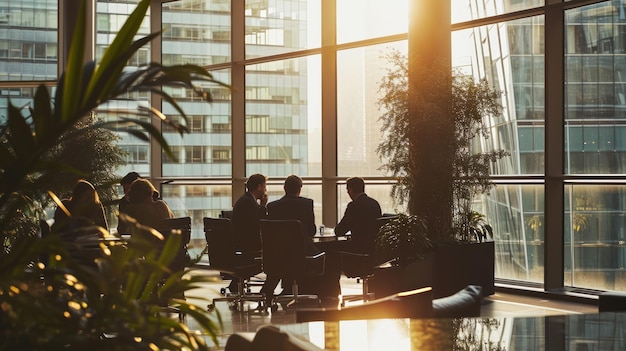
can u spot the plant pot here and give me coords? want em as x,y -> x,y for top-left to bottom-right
369,241 -> 494,299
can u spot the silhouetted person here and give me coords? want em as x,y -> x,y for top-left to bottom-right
262,175 -> 319,301
51,179 -> 109,241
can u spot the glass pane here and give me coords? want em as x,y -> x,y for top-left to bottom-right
565,2 -> 626,174
337,41 -> 407,177
453,16 -> 545,176
160,183 -> 232,255
162,69 -> 232,177
451,0 -> 544,24
486,184 -> 544,284
336,182 -> 399,227
245,55 -> 321,177
0,0 -> 58,81
565,184 -> 626,292
163,0 -> 231,65
0,86 -> 40,118
336,0 -> 408,44
97,0 -> 151,178
245,0 -> 321,59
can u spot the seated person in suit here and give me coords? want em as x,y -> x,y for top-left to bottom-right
231,173 -> 268,253
229,173 -> 268,293
51,179 -> 109,238
335,177 -> 382,255
322,177 -> 382,299
261,175 -> 320,301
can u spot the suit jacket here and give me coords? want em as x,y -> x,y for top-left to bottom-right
231,192 -> 267,252
335,192 -> 382,254
267,194 -> 319,255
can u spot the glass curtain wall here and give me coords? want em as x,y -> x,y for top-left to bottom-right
0,0 -> 58,121
452,0 -> 626,292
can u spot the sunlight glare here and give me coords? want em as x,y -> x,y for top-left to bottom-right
339,319 -> 410,351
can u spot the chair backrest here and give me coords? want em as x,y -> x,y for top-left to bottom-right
260,219 -> 306,277
159,217 -> 192,245
203,217 -> 236,269
157,216 -> 192,271
220,210 -> 233,219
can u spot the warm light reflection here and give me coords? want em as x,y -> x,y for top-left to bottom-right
338,319 -> 410,351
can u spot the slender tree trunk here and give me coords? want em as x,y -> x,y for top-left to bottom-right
407,0 -> 454,241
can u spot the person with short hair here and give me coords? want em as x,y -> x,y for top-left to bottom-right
229,173 -> 268,293
335,177 -> 382,254
117,172 -> 141,233
231,173 -> 268,253
262,175 -> 319,301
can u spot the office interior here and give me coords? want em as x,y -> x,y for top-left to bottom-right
3,0 -> 626,348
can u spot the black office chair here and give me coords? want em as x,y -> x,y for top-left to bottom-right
338,214 -> 398,306
201,217 -> 265,311
260,219 -> 326,311
154,216 -> 193,322
157,216 -> 192,273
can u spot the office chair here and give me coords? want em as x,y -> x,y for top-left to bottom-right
157,216 -> 192,273
154,216 -> 193,322
201,217 -> 265,311
338,214 -> 398,306
259,219 -> 326,311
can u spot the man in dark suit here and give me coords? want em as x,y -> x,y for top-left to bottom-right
229,173 -> 268,293
261,175 -> 320,301
231,173 -> 268,254
335,177 -> 382,254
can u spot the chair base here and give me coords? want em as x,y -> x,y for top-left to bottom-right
210,293 -> 266,312
269,294 -> 321,312
340,275 -> 374,307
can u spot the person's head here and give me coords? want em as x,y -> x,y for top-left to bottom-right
120,172 -> 141,195
245,173 -> 267,199
127,178 -> 158,204
346,177 -> 365,200
284,174 -> 302,196
71,179 -> 100,206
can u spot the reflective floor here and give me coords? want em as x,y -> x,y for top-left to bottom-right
182,269 -> 599,350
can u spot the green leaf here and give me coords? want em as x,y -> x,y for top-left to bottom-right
61,0 -> 87,123
85,0 -> 150,103
32,85 -> 53,143
6,102 -> 35,159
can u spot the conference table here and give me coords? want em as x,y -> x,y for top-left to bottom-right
312,227 -> 350,244
262,311 -> 626,350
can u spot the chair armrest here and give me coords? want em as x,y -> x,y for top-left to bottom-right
306,251 -> 326,260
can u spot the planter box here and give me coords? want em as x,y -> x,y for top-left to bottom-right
370,241 -> 494,299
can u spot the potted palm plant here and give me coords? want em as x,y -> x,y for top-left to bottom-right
0,0 -> 228,349
372,49 -> 508,298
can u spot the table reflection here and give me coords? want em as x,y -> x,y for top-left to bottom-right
281,312 -> 626,351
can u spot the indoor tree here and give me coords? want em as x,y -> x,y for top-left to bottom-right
376,49 -> 508,244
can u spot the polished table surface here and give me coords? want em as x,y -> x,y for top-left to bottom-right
312,228 -> 350,244
262,311 -> 626,350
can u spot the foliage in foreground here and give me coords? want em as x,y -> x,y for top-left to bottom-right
0,0 -> 229,348
0,220 -> 222,350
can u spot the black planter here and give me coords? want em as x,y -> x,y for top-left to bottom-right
370,241 -> 494,299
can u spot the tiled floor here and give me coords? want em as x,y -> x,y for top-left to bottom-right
182,269 -> 599,350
